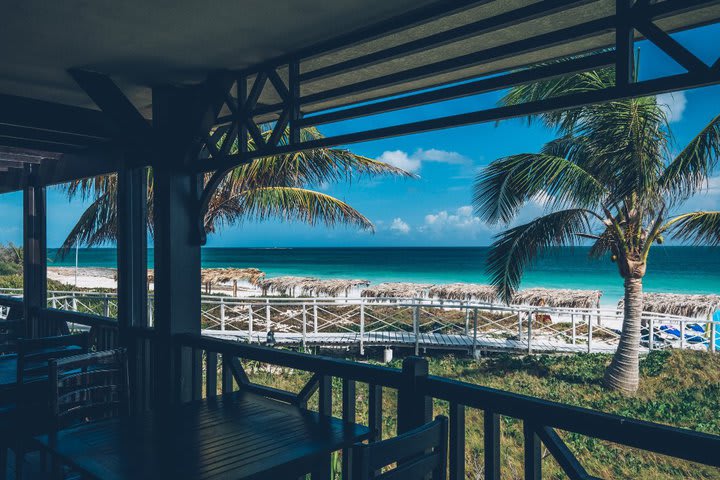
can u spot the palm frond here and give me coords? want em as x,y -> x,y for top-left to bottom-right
210,186 -> 374,232
487,209 -> 594,303
56,191 -> 118,258
473,153 -> 606,224
660,114 -> 720,201
664,211 -> 720,246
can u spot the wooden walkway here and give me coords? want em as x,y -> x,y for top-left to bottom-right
202,330 -> 639,355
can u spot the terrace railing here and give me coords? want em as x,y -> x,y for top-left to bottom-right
176,333 -> 720,480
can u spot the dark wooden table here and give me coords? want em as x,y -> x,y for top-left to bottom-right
35,390 -> 370,479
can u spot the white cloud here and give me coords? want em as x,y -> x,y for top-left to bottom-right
419,205 -> 489,240
656,91 -> 687,123
390,218 -> 411,235
376,148 -> 470,173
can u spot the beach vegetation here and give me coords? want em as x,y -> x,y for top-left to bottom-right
0,242 -> 22,276
57,127 -> 412,256
473,66 -> 720,393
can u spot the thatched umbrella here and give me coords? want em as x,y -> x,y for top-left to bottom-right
428,283 -> 497,302
259,276 -> 317,296
360,282 -> 432,299
511,288 -> 602,309
259,276 -> 370,297
618,293 -> 720,318
201,268 -> 265,295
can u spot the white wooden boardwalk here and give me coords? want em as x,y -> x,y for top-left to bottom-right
202,330 -> 635,355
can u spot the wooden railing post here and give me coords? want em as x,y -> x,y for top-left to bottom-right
312,374 -> 333,480
711,321 -> 717,353
484,410 -> 501,480
265,299 -> 271,334
302,304 -> 307,351
524,423 -> 542,480
313,299 -> 318,334
649,318 -> 654,350
587,320 -> 593,354
342,378 -> 356,479
397,356 -> 431,434
449,402 -> 466,480
571,313 -> 576,345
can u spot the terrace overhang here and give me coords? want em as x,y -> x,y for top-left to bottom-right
0,0 -> 719,194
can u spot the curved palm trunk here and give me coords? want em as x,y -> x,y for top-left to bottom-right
604,277 -> 643,393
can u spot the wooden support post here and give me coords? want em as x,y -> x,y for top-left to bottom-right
571,314 -> 576,345
649,318 -> 654,350
484,410 -> 501,480
464,302 -> 470,336
397,357 -> 431,434
359,302 -> 365,356
23,166 -> 46,339
266,299 -> 271,333
587,319 -> 593,354
302,304 -> 307,351
711,321 -> 717,353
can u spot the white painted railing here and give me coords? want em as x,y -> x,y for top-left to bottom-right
1,289 -> 717,355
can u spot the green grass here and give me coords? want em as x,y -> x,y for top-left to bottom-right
245,349 -> 720,479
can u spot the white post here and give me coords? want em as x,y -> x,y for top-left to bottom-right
103,294 -> 110,317
464,302 -> 469,336
711,321 -> 717,353
527,311 -> 533,354
266,299 -> 271,334
52,296 -> 58,309
413,305 -> 420,356
649,318 -> 654,350
472,307 -> 478,358
517,311 -> 523,340
587,320 -> 593,353
248,304 -> 254,343
72,293 -> 77,312
313,299 -> 318,334
571,314 -> 576,345
680,320 -> 685,350
302,304 -> 307,350
220,298 -> 226,331
359,302 -> 365,356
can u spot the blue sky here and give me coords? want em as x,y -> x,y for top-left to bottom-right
1,25 -> 720,248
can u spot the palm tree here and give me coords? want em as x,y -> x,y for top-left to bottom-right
59,126 -> 411,254
473,67 -> 720,393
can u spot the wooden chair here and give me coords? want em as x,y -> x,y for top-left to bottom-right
352,416 -> 448,480
47,348 -> 130,431
8,333 -> 90,479
0,299 -> 24,355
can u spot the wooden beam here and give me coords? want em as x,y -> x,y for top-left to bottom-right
0,93 -> 113,141
68,69 -> 153,149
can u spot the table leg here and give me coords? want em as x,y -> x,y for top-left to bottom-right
311,453 -> 331,480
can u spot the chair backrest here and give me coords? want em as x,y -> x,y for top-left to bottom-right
48,348 -> 130,431
352,416 -> 448,480
16,333 -> 90,387
0,319 -> 24,354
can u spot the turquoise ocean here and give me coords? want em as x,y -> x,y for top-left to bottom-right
48,247 -> 720,306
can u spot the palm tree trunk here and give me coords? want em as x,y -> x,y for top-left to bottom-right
604,276 -> 643,393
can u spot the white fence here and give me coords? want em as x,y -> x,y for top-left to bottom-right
3,289 -> 715,356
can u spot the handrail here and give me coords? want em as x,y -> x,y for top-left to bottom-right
40,307 -> 117,329
423,375 -> 720,467
177,333 -> 405,389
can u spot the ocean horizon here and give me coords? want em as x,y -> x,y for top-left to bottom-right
47,246 -> 720,306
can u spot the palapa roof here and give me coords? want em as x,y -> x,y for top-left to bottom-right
428,283 -> 497,303
360,282 -> 433,299
511,288 -> 602,309
147,268 -> 265,286
260,276 -> 370,296
618,293 -> 720,318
